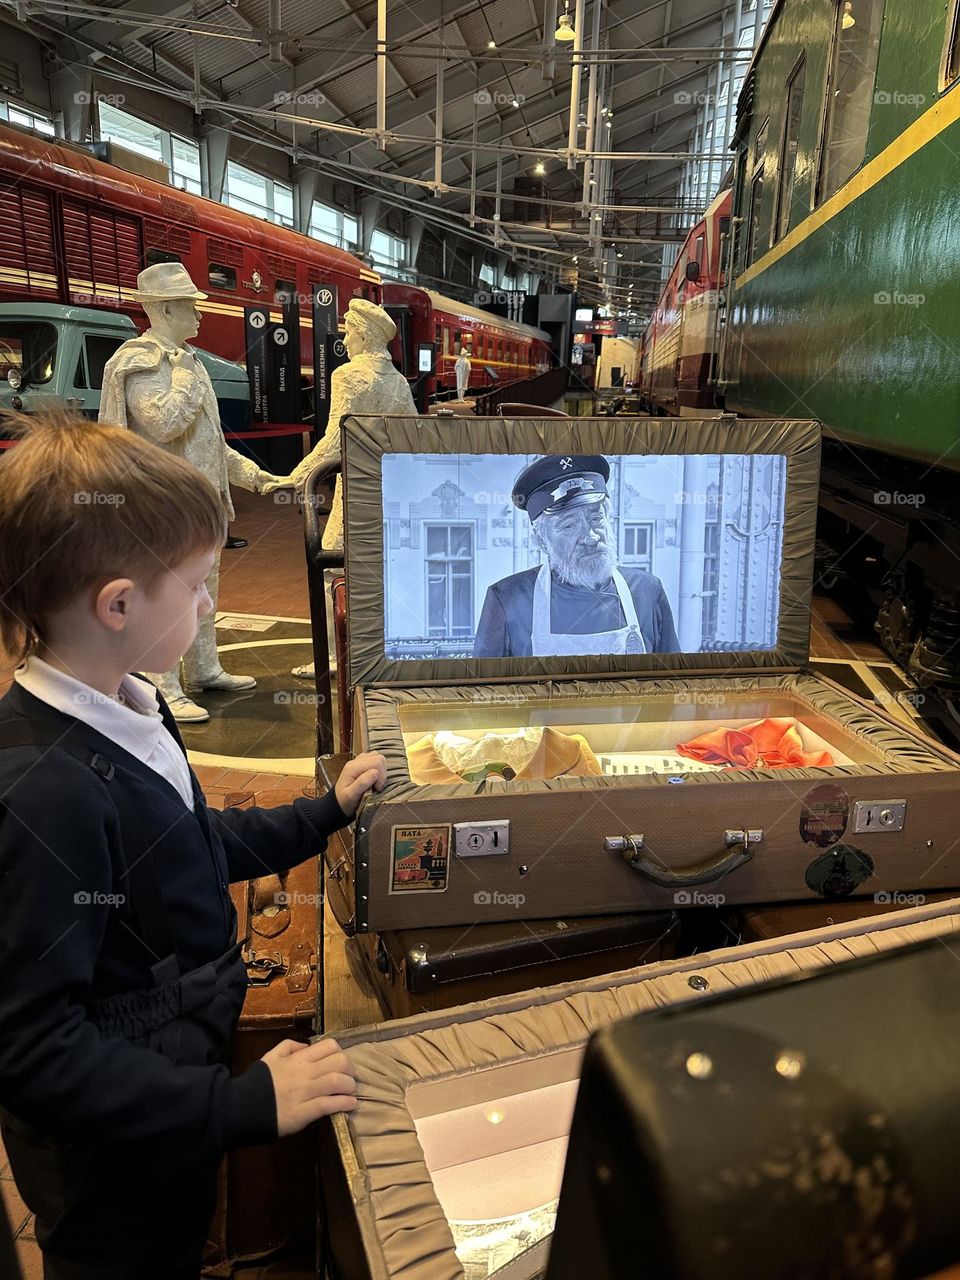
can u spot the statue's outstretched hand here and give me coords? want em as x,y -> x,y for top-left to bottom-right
258,473 -> 296,495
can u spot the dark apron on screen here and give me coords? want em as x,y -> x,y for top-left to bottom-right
0,717 -> 248,1280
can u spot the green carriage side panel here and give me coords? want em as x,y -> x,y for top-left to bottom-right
726,0 -> 960,471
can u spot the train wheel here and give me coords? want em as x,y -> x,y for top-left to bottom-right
876,571 -> 917,671
908,592 -> 960,695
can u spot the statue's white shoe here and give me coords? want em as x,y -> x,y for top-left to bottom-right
192,671 -> 258,692
166,694 -> 210,723
292,664 -> 316,680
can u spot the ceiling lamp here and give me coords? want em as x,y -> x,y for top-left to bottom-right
511,97 -> 520,107
487,39 -> 497,48
841,1 -> 855,28
556,4 -> 576,42
534,160 -> 546,174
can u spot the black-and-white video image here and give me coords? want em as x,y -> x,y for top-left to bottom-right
381,451 -> 786,661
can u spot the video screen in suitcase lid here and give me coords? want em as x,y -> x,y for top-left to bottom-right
380,451 -> 786,662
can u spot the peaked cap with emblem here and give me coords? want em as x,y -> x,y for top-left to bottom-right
511,454 -> 611,522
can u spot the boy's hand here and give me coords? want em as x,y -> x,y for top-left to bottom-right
335,752 -> 387,818
261,1038 -> 356,1137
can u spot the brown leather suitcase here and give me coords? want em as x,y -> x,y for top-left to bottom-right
203,796 -> 322,1275
351,911 -> 681,1019
736,892 -> 959,943
321,755 -> 680,1018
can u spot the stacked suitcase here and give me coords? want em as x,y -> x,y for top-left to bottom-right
303,414 -> 960,1016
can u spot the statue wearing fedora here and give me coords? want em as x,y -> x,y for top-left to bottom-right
100,262 -> 288,723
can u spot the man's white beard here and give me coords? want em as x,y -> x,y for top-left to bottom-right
550,543 -> 616,589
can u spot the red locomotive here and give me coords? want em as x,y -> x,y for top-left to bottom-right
0,121 -> 555,414
634,188 -> 732,415
0,121 -> 381,379
383,282 -> 553,406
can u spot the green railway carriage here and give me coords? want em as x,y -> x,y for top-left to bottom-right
720,0 -> 960,692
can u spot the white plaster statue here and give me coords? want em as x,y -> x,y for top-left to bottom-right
454,346 -> 472,399
100,262 -> 288,723
264,297 -> 416,553
266,297 -> 415,681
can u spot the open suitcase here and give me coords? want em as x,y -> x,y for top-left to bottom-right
306,461 -> 683,1014
320,759 -> 680,1018
317,896 -> 960,1280
313,414 -> 960,937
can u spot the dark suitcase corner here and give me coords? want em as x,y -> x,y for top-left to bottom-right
356,910 -> 681,1018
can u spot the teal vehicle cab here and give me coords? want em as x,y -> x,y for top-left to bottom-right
0,303 -> 251,433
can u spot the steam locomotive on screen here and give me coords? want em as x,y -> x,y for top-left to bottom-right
636,0 -> 960,698
0,122 -> 552,411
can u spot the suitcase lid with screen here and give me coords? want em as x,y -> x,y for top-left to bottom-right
340,414 -> 819,689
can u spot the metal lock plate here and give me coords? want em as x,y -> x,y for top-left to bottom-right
852,800 -> 906,833
454,820 -> 510,858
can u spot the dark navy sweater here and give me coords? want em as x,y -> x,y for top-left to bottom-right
0,681 -> 350,1165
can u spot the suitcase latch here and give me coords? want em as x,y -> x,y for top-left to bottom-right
244,949 -> 284,984
284,941 -> 315,994
604,834 -> 645,865
724,829 -> 764,848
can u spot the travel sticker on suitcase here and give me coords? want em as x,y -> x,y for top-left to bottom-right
390,825 -> 451,894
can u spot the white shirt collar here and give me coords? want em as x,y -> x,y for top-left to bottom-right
15,657 -> 196,809
16,657 -> 166,759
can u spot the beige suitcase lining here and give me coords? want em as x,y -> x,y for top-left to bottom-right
328,898 -> 960,1280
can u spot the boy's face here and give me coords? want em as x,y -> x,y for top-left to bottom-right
127,546 -> 217,674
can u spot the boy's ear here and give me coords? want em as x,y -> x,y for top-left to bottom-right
95,578 -> 136,633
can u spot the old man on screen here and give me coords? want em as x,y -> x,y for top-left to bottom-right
473,454 -> 680,659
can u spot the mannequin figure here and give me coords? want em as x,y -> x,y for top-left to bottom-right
454,345 -> 472,400
268,297 -> 415,680
100,262 -> 289,722
266,297 -> 416,553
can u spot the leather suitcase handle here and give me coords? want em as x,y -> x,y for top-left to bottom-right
606,832 -> 757,888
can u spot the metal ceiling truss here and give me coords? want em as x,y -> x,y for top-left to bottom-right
3,0 -> 756,307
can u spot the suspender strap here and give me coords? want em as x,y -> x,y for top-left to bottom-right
0,719 -> 180,984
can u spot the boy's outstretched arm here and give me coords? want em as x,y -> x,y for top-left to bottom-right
207,752 -> 387,882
